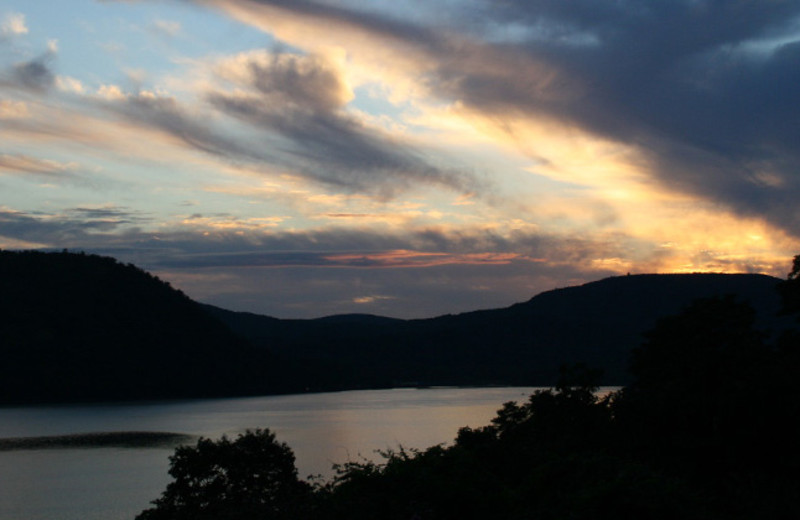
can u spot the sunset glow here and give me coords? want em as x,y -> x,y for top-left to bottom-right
2,1 -> 798,318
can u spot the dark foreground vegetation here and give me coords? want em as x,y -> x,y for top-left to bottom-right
137,258 -> 800,519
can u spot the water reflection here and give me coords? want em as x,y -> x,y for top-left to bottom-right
0,387 -> 543,520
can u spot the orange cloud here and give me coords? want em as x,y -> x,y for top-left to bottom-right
323,249 -> 524,268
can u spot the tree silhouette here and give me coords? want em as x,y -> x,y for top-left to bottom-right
136,429 -> 312,520
788,255 -> 800,281
614,297 -> 774,474
779,254 -> 800,315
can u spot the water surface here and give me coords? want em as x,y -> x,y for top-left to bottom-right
0,387 -> 540,520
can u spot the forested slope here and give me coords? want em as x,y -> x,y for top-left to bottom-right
0,250 -> 298,404
208,272 -> 789,387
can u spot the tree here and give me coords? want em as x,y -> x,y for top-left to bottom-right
788,255 -> 800,281
136,429 -> 312,520
613,297 -> 774,474
778,254 -> 800,315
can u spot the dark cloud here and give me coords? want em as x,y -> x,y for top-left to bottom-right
443,0 -> 800,232
13,58 -> 54,91
207,51 -> 479,197
5,40 -> 58,92
0,208 -> 646,317
215,0 -> 800,234
208,92 -> 475,196
1,207 -> 631,263
67,206 -> 151,226
246,51 -> 348,112
0,207 -> 152,245
0,210 -> 125,244
107,93 -> 271,163
100,62 -> 479,198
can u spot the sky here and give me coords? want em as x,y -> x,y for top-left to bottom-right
1,0 -> 799,319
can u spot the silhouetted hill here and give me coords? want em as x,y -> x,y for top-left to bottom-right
0,250 -> 300,404
207,273 -> 791,388
3,249 -> 794,404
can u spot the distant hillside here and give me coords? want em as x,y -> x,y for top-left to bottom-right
2,250 -> 795,404
0,250 -> 300,404
206,273 -> 792,388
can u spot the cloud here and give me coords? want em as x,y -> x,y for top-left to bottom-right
0,100 -> 29,118
0,153 -> 76,176
55,75 -> 86,94
197,0 -> 800,237
101,90 -> 272,163
209,48 -> 484,196
151,19 -> 182,38
1,205 -> 792,317
429,1 -> 800,233
89,49 -> 482,198
0,207 -> 613,317
67,206 -> 151,226
208,91 -> 477,197
0,205 -> 667,276
3,0 -> 798,319
1,12 -> 28,39
5,40 -> 59,92
12,56 -> 56,92
0,208 -> 125,245
0,91 -> 199,169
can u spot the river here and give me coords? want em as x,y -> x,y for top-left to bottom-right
0,387 -> 543,520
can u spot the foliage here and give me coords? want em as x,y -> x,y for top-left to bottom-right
778,253 -> 800,314
612,293 -> 800,517
136,429 -> 312,520
788,254 -> 800,281
614,297 -> 771,469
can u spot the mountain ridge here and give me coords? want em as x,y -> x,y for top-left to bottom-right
206,272 -> 790,388
0,250 -> 303,404
2,249 -> 794,403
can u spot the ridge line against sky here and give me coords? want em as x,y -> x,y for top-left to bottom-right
1,0 -> 798,318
